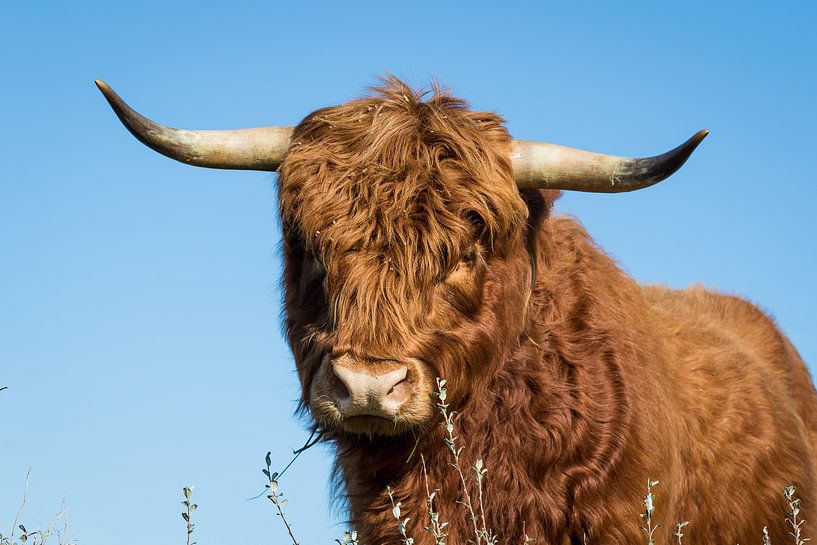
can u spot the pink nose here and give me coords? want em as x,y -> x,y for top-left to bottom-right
331,358 -> 410,418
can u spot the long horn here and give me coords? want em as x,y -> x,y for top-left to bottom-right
95,80 -> 293,171
511,130 -> 709,192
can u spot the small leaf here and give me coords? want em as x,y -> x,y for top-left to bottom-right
182,513 -> 189,522
190,504 -> 198,513
644,492 -> 655,512
265,452 -> 272,468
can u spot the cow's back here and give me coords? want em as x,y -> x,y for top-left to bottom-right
642,284 -> 817,543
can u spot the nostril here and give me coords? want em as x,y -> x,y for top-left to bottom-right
332,372 -> 351,400
331,365 -> 352,401
385,375 -> 410,405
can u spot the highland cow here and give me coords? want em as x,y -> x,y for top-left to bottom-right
98,77 -> 817,545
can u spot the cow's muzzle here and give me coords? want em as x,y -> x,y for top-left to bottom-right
331,355 -> 410,418
309,352 -> 434,435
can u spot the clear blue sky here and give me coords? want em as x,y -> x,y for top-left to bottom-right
1,1 -> 815,544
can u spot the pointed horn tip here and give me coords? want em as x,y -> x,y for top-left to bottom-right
94,79 -> 121,106
94,80 -> 138,126
678,129 -> 709,159
94,79 -> 111,94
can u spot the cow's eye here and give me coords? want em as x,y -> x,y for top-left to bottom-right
441,248 -> 478,283
459,250 -> 477,268
305,249 -> 326,275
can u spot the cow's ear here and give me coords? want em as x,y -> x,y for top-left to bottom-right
519,189 -> 557,237
519,189 -> 557,284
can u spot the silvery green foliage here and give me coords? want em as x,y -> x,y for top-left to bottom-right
420,455 -> 449,545
263,452 -> 287,512
181,486 -> 198,545
424,488 -> 449,545
388,486 -> 415,545
0,470 -> 74,545
335,530 -> 359,545
764,526 -> 773,545
435,378 -> 484,545
674,520 -> 689,545
639,480 -> 662,545
473,459 -> 497,545
785,485 -> 811,545
0,517 -> 74,545
263,452 -> 300,545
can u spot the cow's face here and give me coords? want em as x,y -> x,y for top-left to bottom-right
278,79 -> 533,436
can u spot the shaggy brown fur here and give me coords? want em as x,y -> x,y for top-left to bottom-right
277,78 -> 817,545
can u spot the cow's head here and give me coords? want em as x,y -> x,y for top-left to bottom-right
96,77 -> 707,436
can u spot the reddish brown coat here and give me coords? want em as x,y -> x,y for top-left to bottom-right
278,78 -> 817,545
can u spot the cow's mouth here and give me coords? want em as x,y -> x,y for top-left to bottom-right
340,414 -> 410,436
